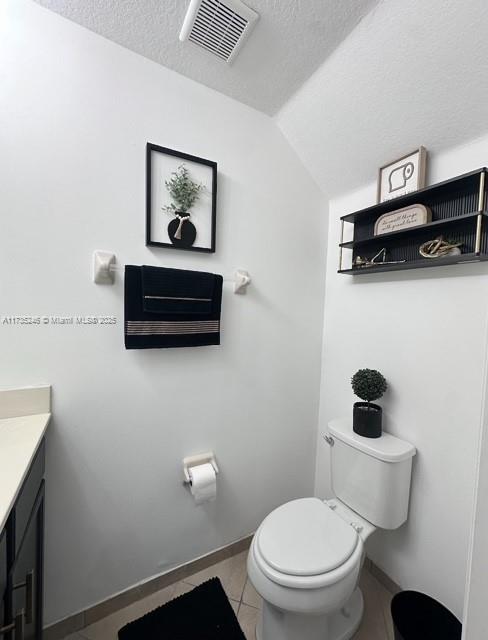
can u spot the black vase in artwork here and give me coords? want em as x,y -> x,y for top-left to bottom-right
353,402 -> 382,438
168,210 -> 197,248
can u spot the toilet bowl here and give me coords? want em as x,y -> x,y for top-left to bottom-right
247,497 -> 373,640
247,419 -> 416,640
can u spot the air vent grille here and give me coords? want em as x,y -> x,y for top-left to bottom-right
180,0 -> 259,63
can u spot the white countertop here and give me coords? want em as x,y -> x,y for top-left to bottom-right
0,413 -> 50,531
0,386 -> 51,532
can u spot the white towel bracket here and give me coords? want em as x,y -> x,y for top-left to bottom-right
93,251 -> 116,284
92,251 -> 251,294
233,270 -> 251,294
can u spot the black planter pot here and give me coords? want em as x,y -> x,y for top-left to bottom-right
353,402 -> 382,438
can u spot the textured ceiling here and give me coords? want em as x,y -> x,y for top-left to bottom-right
278,0 -> 488,196
33,0 -> 378,115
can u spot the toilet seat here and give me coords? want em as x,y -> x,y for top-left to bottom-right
253,498 -> 363,590
257,498 -> 358,576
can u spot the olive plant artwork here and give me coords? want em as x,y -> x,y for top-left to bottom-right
146,143 -> 217,253
162,165 -> 203,248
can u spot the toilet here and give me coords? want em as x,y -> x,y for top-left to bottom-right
247,418 -> 416,640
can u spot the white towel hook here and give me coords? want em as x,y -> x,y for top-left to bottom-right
93,251 -> 116,284
233,270 -> 251,294
92,251 -> 252,294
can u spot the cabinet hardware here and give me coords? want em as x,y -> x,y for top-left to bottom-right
13,571 -> 34,624
0,610 -> 25,639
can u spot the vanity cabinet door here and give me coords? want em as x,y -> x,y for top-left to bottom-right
14,442 -> 44,555
9,482 -> 44,640
0,529 -> 6,629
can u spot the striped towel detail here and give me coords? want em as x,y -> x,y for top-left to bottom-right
126,321 -> 220,335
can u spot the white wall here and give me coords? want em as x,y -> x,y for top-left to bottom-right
463,429 -> 488,638
316,135 -> 488,619
462,364 -> 488,639
0,1 -> 326,625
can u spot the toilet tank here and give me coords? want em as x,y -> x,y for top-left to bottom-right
327,419 -> 416,529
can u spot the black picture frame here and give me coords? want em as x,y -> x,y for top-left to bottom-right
146,143 -> 217,253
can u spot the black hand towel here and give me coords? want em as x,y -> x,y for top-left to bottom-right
124,265 -> 223,349
141,265 -> 215,315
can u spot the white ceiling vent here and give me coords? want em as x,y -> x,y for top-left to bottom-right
180,0 -> 259,64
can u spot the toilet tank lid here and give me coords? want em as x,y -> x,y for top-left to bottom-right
328,419 -> 416,463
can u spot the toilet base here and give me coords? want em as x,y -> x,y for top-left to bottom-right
255,588 -> 363,640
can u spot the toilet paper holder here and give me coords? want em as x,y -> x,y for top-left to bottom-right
183,452 -> 219,485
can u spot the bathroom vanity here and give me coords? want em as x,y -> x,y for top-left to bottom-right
0,387 -> 50,640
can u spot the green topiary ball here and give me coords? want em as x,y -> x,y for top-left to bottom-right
351,369 -> 387,403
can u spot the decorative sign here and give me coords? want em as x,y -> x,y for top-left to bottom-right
377,147 -> 427,203
374,204 -> 431,236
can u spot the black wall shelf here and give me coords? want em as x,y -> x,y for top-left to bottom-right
338,168 -> 488,275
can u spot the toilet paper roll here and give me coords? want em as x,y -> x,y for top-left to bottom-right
189,463 -> 217,505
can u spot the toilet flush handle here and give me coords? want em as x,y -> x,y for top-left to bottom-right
323,434 -> 334,446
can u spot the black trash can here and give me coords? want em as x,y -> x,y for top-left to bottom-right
391,591 -> 462,640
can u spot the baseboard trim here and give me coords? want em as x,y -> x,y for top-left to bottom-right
43,534 -> 253,640
364,556 -> 402,595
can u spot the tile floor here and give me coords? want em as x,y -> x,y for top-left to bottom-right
62,550 -> 394,640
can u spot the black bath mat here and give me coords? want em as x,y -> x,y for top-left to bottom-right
118,578 -> 246,640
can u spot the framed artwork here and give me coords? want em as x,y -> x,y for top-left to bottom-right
146,143 -> 217,253
377,147 -> 427,203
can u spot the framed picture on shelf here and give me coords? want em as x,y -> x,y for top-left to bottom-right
146,143 -> 217,253
377,147 -> 427,203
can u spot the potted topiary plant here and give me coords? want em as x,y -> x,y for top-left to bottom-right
162,164 -> 203,248
351,368 -> 387,438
